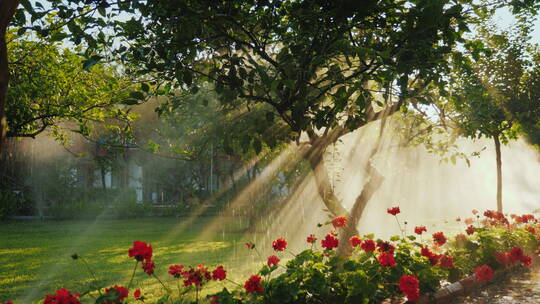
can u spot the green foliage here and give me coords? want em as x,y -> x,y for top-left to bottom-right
6,30 -> 136,140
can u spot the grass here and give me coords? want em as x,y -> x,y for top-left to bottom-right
0,217 -> 255,303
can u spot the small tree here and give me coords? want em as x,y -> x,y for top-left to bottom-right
447,21 -> 539,212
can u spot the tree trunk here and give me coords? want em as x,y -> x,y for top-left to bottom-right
0,0 -> 19,155
336,158 -> 384,257
303,143 -> 349,217
494,133 -> 503,212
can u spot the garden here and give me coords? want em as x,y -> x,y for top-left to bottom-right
2,0 -> 540,303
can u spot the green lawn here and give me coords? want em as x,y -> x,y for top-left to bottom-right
0,217 -> 254,303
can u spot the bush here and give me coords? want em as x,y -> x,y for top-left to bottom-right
6,208 -> 540,304
0,189 -> 34,218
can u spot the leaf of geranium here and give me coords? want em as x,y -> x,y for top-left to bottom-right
156,294 -> 170,304
390,235 -> 401,241
259,265 -> 271,276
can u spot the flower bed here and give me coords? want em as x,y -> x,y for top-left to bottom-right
4,208 -> 540,304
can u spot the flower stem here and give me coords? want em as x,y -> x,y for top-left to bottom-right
152,273 -> 171,293
226,278 -> 243,287
81,257 -> 102,295
128,261 -> 139,289
394,215 -> 405,238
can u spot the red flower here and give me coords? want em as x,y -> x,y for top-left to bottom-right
510,246 -> 525,263
245,242 -> 255,249
133,289 -> 142,300
361,239 -> 376,252
272,238 -> 287,251
399,275 -> 420,303
377,253 -> 396,267
267,255 -> 280,267
420,246 -> 441,266
474,265 -> 494,282
376,241 -> 395,254
306,234 -> 317,244
183,265 -> 212,287
387,206 -> 400,216
103,286 -> 129,304
244,275 -> 264,293
414,226 -> 427,235
432,232 -> 447,246
212,266 -> 227,281
525,226 -> 536,234
321,233 -> 339,250
4,302 -> 13,304
466,225 -> 475,235
331,216 -> 348,228
495,252 -> 512,265
168,265 -> 185,278
210,296 -> 219,304
349,236 -> 362,247
142,260 -> 155,275
521,255 -> 533,267
44,288 -> 81,304
128,241 -> 152,262
439,255 -> 454,268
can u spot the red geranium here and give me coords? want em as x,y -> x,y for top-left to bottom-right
525,226 -> 536,234
361,239 -> 376,252
44,288 -> 81,304
377,253 -> 396,267
212,266 -> 227,281
495,252 -> 512,265
510,246 -> 525,263
420,246 -> 441,266
133,289 -> 142,300
466,225 -> 475,235
376,241 -> 395,254
272,238 -> 287,251
267,255 -> 280,267
168,265 -> 185,278
244,275 -> 264,293
321,233 -> 339,250
142,260 -> 155,275
103,286 -> 129,304
128,241 -> 152,262
521,255 -> 533,267
474,265 -> 494,282
349,236 -> 362,247
387,206 -> 400,216
332,216 -> 348,228
432,232 -> 447,246
210,296 -> 219,304
414,226 -> 427,235
183,265 -> 212,287
439,255 -> 454,268
399,275 -> 420,302
306,234 -> 317,244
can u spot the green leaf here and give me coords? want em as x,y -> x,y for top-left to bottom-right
183,70 -> 193,86
140,83 -> 150,93
82,55 -> 103,70
129,91 -> 145,100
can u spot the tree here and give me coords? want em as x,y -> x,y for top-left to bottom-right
116,0 -> 534,255
5,30 -> 136,140
2,0 -> 538,255
448,21 -> 538,212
